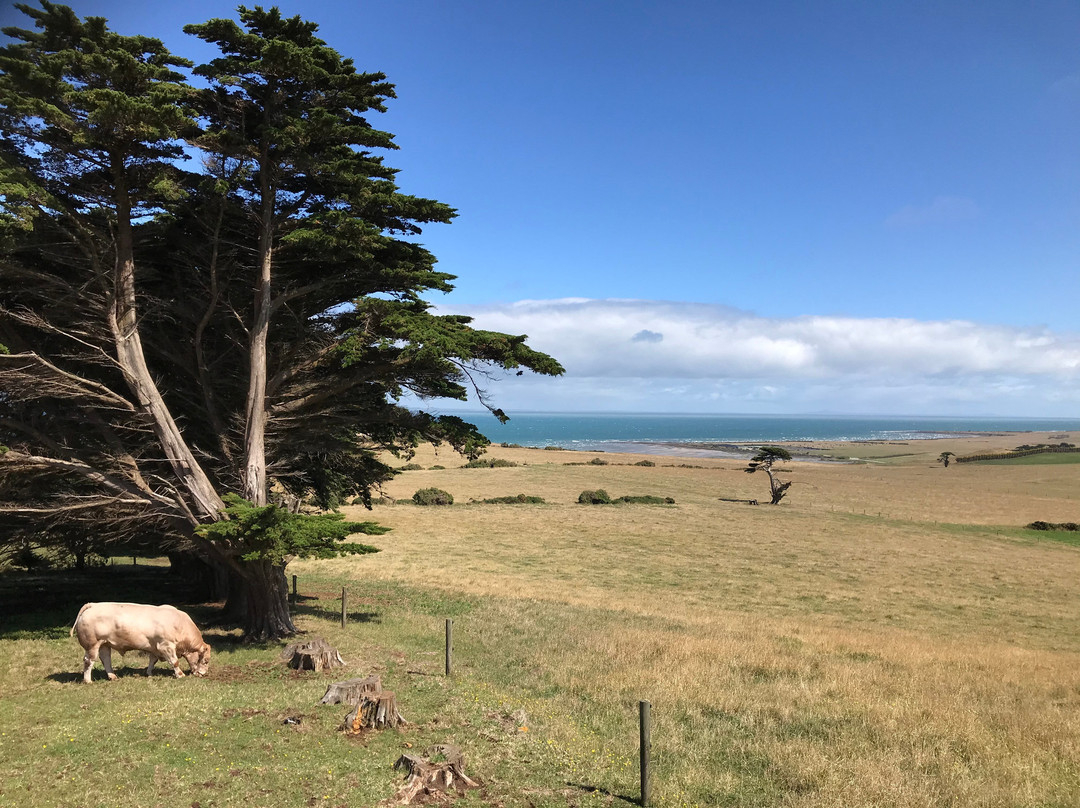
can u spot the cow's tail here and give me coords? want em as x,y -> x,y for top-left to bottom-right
70,603 -> 93,637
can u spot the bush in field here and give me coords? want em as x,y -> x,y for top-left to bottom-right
430,465 -> 445,470
463,458 -> 519,468
398,463 -> 424,471
1027,521 -> 1080,531
413,488 -> 454,506
635,459 -> 656,467
615,495 -> 675,505
543,445 -> 565,451
577,489 -> 612,504
500,442 -> 523,448
480,494 -> 546,505
588,457 -> 608,466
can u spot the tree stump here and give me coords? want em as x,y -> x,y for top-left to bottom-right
342,691 -> 406,733
280,637 -> 345,672
392,744 -> 479,804
319,675 -> 382,705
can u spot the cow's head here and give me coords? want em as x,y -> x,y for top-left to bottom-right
184,643 -> 211,677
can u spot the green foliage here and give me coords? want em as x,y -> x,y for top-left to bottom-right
634,459 -> 656,467
478,494 -> 546,505
614,495 -> 676,505
398,463 -> 424,471
1027,521 -> 1080,532
499,442 -> 523,448
462,457 -> 519,468
543,445 -> 565,451
412,488 -> 453,506
938,451 -> 955,467
429,465 -> 445,470
588,457 -> 609,465
195,494 -> 384,565
748,446 -> 793,465
577,489 -> 612,505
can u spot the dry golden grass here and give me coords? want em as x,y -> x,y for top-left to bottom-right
293,432 -> 1080,806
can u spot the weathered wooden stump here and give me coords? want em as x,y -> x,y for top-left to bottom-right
280,637 -> 345,672
342,690 -> 407,733
319,675 -> 382,705
392,744 -> 479,804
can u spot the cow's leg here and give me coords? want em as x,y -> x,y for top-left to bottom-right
81,642 -> 100,683
99,645 -> 117,681
158,641 -> 185,678
146,654 -> 156,677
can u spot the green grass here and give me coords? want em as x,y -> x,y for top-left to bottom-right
930,522 -> 1080,548
0,568 -> 619,807
968,452 -> 1080,466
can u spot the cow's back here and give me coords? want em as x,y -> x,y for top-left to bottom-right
72,602 -> 195,655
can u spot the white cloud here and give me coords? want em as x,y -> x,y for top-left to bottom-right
432,298 -> 1080,416
885,196 -> 980,229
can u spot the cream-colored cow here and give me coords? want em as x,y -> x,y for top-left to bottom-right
71,602 -> 211,683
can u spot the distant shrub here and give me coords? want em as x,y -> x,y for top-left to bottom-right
413,488 -> 454,506
543,445 -> 565,451
577,489 -> 612,505
499,442 -> 523,449
615,495 -> 675,505
398,463 -> 423,471
463,458 -> 519,468
394,499 -> 413,505
1027,521 -> 1080,531
634,459 -> 655,467
430,465 -> 445,470
350,496 -> 365,506
588,457 -> 608,466
480,494 -> 546,505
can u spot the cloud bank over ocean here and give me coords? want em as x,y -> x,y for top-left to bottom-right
432,299 -> 1080,416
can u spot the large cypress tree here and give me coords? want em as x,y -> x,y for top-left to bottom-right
0,2 -> 562,639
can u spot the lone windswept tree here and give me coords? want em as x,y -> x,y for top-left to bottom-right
0,2 -> 562,639
745,446 -> 793,504
938,451 -> 955,468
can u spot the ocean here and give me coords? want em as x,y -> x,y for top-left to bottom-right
459,412 -> 1080,457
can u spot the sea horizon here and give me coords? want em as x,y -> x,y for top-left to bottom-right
431,410 -> 1080,456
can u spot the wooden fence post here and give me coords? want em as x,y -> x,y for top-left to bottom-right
639,700 -> 651,807
290,575 -> 297,604
445,618 -> 453,677
340,587 -> 347,628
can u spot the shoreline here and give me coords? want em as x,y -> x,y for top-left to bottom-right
501,429 -> 1079,463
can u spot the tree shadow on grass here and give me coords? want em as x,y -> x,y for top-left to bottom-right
290,600 -> 380,624
0,565 -> 209,640
566,782 -> 638,805
46,666 -> 159,684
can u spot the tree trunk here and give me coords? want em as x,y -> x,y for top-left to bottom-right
220,566 -> 248,622
241,145 -> 276,507
109,157 -> 225,522
234,557 -> 295,641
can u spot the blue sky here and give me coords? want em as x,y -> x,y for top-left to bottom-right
4,1 -> 1079,415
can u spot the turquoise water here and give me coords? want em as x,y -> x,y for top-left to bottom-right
461,412 -> 1080,454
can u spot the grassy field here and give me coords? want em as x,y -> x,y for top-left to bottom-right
968,452 -> 1080,466
2,431 -> 1079,807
